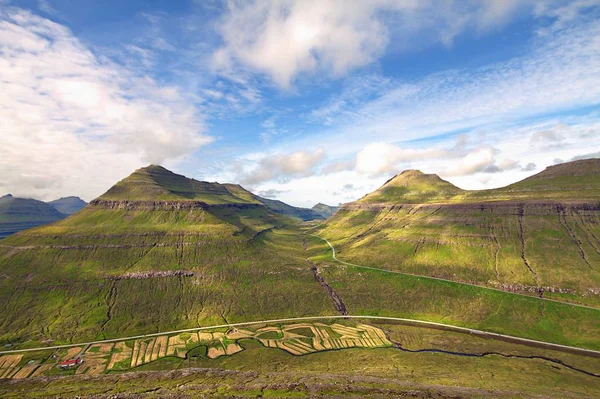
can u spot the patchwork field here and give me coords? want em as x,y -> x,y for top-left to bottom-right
1,318 -> 598,398
0,321 -> 393,379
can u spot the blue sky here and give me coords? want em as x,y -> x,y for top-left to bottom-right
1,0 -> 599,207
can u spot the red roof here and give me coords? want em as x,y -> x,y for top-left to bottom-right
59,358 -> 82,366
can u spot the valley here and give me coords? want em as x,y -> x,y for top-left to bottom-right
0,161 -> 599,397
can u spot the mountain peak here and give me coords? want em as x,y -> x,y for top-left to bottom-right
359,169 -> 463,204
1,194 -> 13,199
524,158 -> 600,180
48,196 -> 87,215
139,164 -> 170,173
382,169 -> 452,187
96,165 -> 256,204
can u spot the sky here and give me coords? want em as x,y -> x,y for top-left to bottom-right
1,0 -> 599,207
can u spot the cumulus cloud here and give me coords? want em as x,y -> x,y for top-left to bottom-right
0,7 -> 211,200
211,0 -> 529,88
239,148 -> 325,185
355,142 -> 447,175
256,188 -> 288,199
295,13 -> 600,153
323,135 -> 543,181
570,151 -> 600,161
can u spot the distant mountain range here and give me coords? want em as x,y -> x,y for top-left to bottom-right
311,203 -> 340,218
0,194 -> 86,239
96,165 -> 324,221
0,166 -> 329,239
47,196 -> 87,215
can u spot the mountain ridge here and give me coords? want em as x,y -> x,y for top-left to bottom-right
357,158 -> 600,205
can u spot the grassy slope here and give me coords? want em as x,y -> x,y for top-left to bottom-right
224,183 -> 323,221
318,159 -> 600,305
98,165 -> 260,204
0,166 -> 333,346
360,158 -> 600,204
307,236 -> 600,350
2,320 -> 599,398
0,206 -> 335,345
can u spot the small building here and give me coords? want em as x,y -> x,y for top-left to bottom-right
58,357 -> 83,369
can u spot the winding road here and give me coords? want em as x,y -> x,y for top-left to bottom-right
1,314 -> 600,357
311,234 -> 600,312
1,233 -> 599,363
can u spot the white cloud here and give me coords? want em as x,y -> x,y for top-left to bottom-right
37,0 -> 57,16
0,7 -> 211,201
534,0 -> 600,35
212,0 -> 530,89
238,148 -> 325,185
283,15 -> 600,163
355,142 -> 447,175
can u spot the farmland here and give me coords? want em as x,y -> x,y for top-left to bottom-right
1,318 -> 599,398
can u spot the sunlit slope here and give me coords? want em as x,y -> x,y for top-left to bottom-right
318,159 -> 600,305
0,167 -> 332,344
97,165 -> 262,204
358,170 -> 464,203
358,158 -> 600,204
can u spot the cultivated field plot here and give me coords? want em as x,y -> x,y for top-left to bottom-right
0,350 -> 55,380
0,322 -> 390,379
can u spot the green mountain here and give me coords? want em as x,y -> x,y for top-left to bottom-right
0,194 -> 67,239
0,165 -> 329,345
98,165 -> 261,204
358,170 -> 463,203
47,196 -> 87,215
359,158 -> 600,204
471,157 -> 600,201
318,158 -> 600,305
312,203 -> 340,218
223,184 -> 323,221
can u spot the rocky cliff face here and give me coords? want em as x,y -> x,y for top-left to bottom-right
88,199 -> 265,211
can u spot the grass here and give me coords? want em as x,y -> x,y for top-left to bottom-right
2,320 -> 599,398
0,206 -> 335,346
0,161 -> 599,396
359,158 -> 600,204
317,201 -> 600,306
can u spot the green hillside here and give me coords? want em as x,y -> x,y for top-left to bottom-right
0,166 -> 334,345
0,164 -> 599,397
98,165 -> 261,204
224,184 -> 323,221
359,158 -> 600,204
317,158 -> 600,306
358,170 -> 464,203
